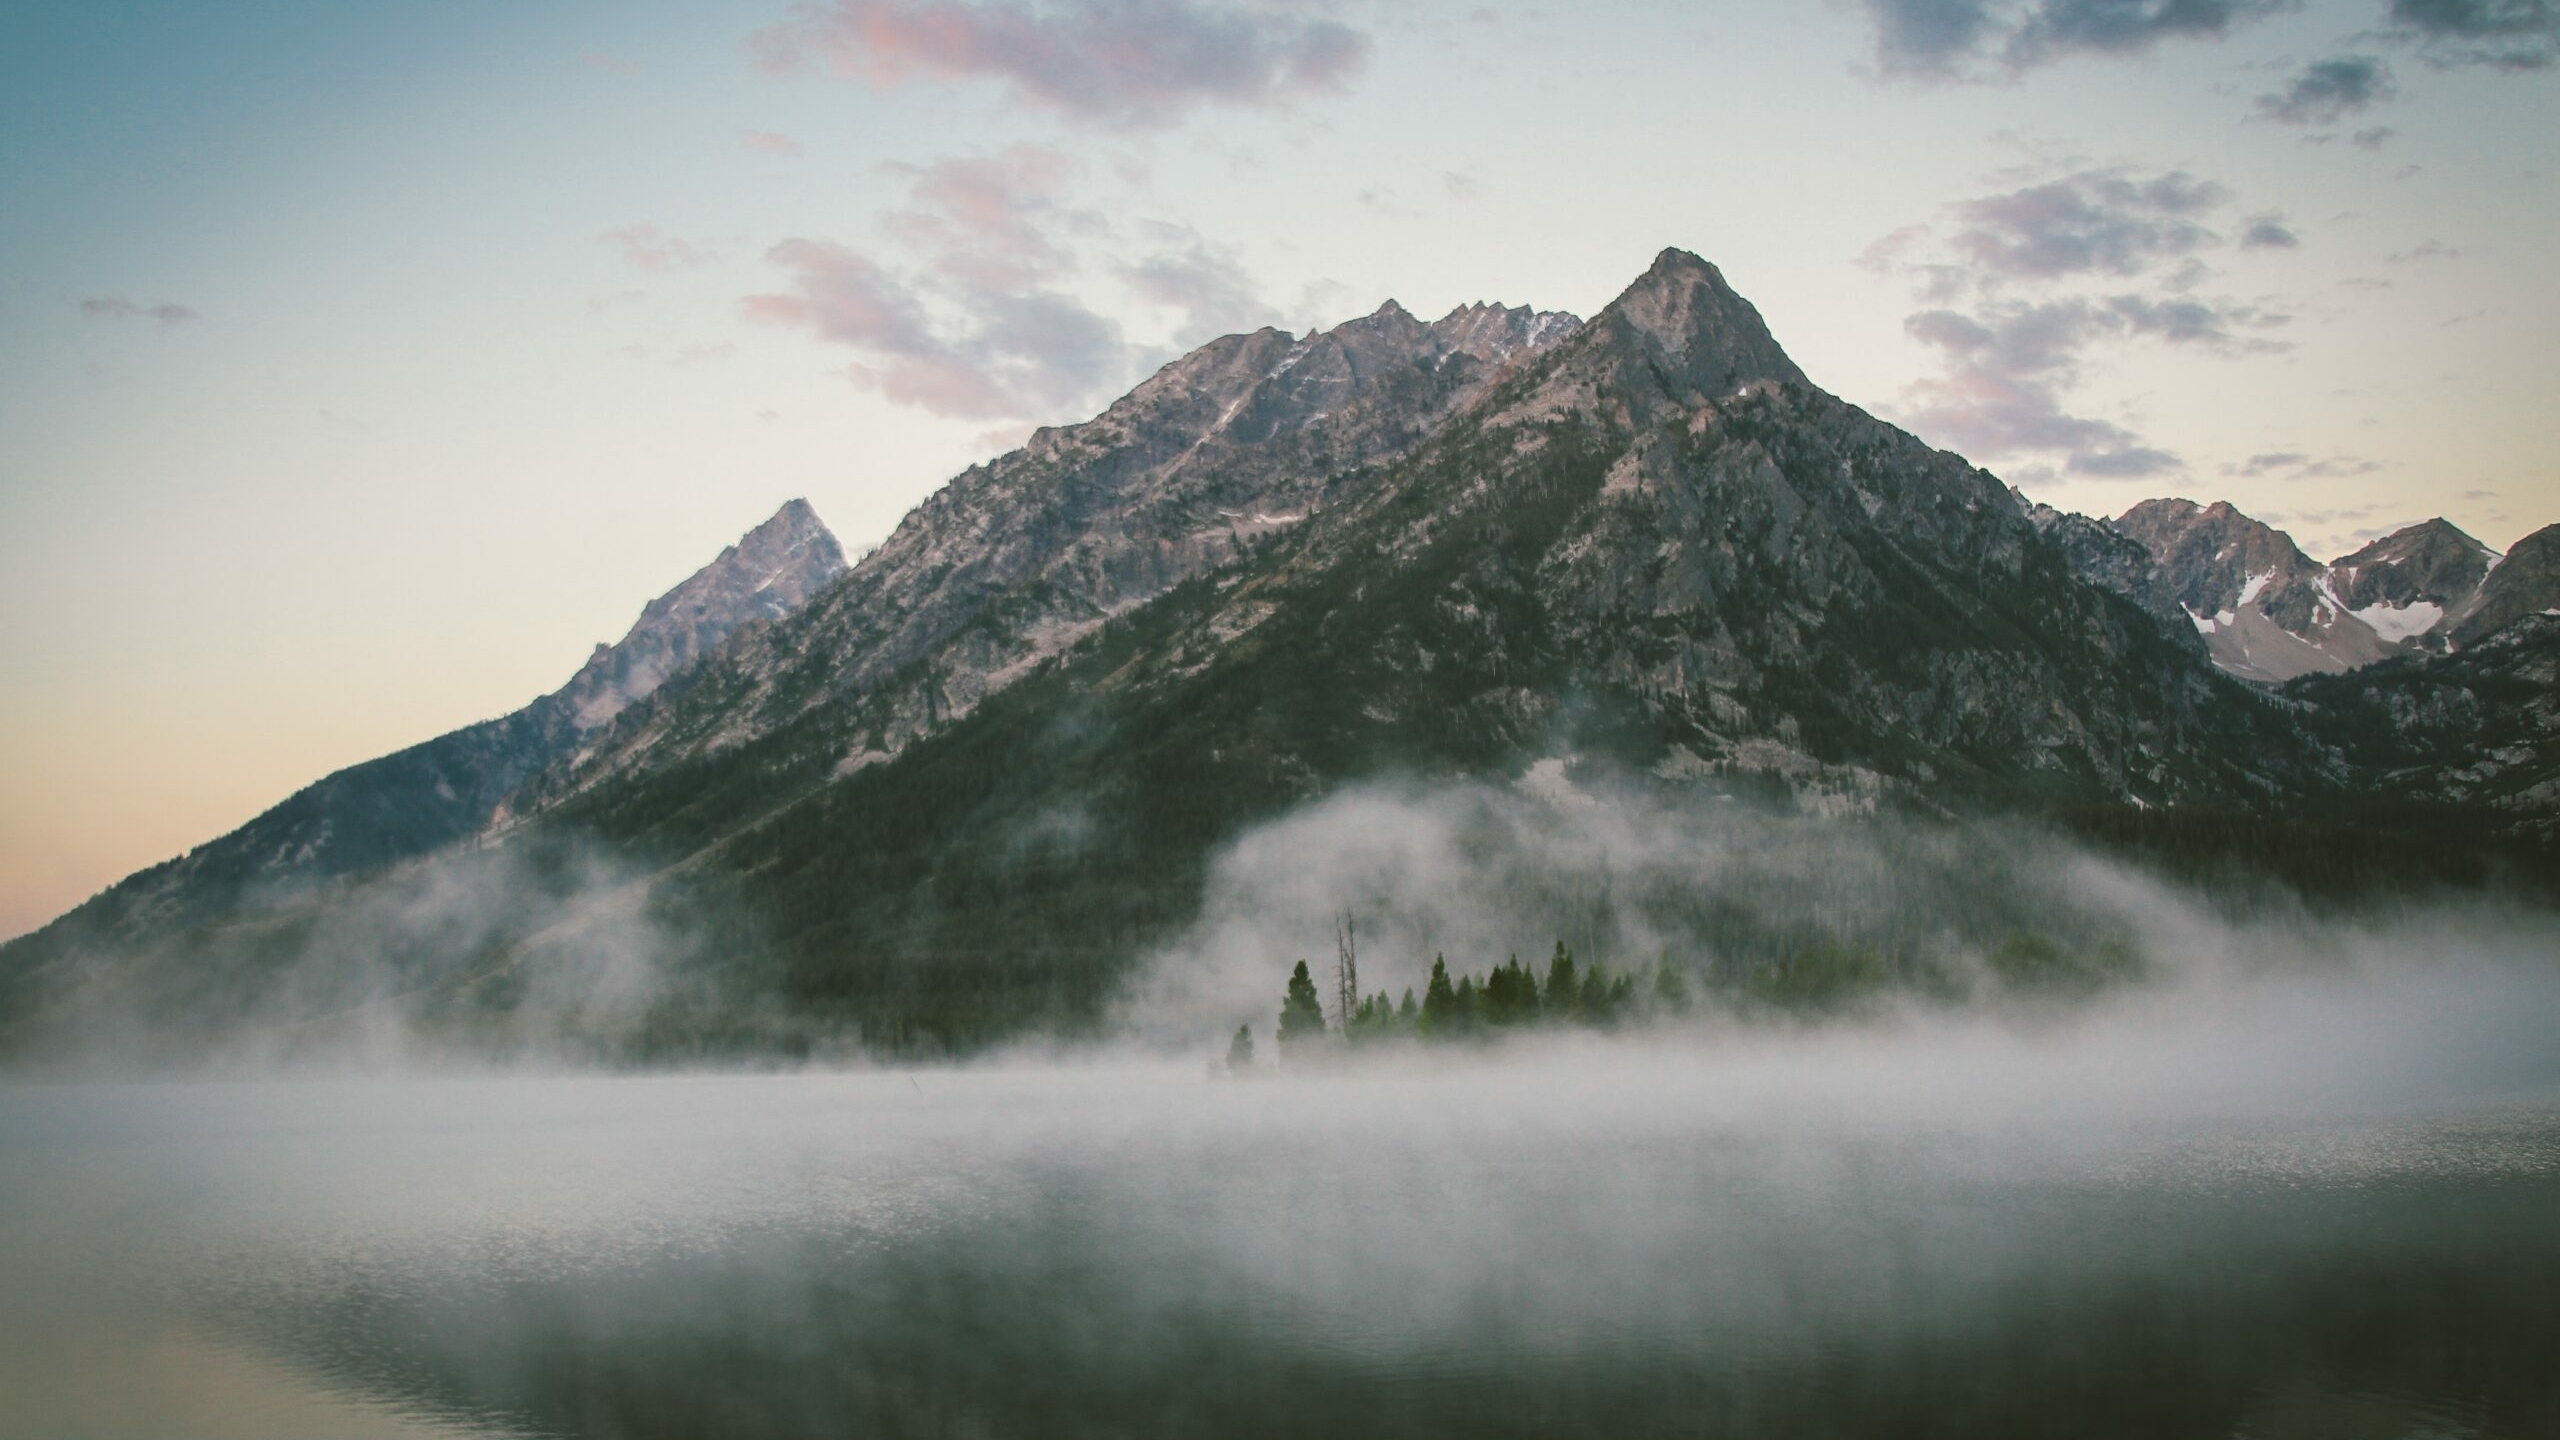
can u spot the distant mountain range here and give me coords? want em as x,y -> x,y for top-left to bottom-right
5,249 -> 2553,1060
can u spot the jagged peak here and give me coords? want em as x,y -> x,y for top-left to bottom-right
1586,247 -> 1809,393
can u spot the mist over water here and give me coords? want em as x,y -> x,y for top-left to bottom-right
10,954 -> 2560,1437
8,787 -> 2560,1437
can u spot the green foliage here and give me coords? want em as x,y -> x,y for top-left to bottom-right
1745,940 -> 1895,1012
1480,955 -> 1540,1027
1418,956 -> 1458,1038
1277,961 -> 1327,1047
1225,1024 -> 1254,1072
1985,930 -> 2140,997
1543,942 -> 1579,1025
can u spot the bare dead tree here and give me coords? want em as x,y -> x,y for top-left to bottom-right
1334,912 -> 1359,1034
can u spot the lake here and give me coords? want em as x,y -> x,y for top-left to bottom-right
7,988 -> 2560,1439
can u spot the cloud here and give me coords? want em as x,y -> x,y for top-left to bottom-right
2220,452 -> 2383,479
743,129 -> 804,156
1117,232 -> 1282,347
744,186 -> 1130,422
78,296 -> 199,327
2385,0 -> 2558,69
2238,214 -> 2299,249
747,0 -> 1372,129
1943,168 -> 2227,284
880,145 -> 1095,291
1898,293 -> 2286,474
2255,54 -> 2396,124
2352,126 -> 2399,149
1861,0 -> 2291,79
1875,165 -> 2297,481
744,142 -> 1291,420
601,224 -> 717,272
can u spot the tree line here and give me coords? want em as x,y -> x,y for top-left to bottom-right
1225,941 -> 1692,1070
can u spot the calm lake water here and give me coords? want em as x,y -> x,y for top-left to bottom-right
7,999 -> 2560,1439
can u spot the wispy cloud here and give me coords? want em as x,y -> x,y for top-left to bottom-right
1860,0 -> 2290,79
743,129 -> 804,156
2255,54 -> 2396,124
601,223 -> 718,272
743,143 -> 1293,419
2220,451 -> 2383,479
747,0 -> 1371,129
1874,164 -> 2296,480
743,148 -> 1140,418
1116,229 -> 1281,347
78,296 -> 199,327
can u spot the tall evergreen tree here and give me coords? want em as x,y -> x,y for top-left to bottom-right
1226,1023 -> 1255,1072
1544,942 -> 1579,1024
1397,988 -> 1419,1028
1278,960 -> 1328,1048
1419,955 -> 1457,1039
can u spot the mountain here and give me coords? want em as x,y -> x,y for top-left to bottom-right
2328,518 -> 2500,647
507,297 -> 1581,821
7,500 -> 842,960
3,251 -> 2551,1061
2112,498 -> 2401,681
489,249 -> 2334,1046
2100,502 -> 2533,681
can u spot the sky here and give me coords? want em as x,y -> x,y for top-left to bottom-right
2,0 -> 2555,940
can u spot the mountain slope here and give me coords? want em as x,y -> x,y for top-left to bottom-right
2449,523 -> 2560,648
4,500 -> 842,960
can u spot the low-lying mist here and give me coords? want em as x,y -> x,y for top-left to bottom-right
7,761 -> 2558,1083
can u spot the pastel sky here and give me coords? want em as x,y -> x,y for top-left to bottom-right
4,0 -> 2555,939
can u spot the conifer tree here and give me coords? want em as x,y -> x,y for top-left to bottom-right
1226,1024 -> 1255,1072
1398,988 -> 1419,1028
1278,960 -> 1328,1048
1544,942 -> 1579,1024
1419,955 -> 1457,1039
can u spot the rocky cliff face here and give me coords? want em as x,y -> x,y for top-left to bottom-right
512,296 -> 1581,818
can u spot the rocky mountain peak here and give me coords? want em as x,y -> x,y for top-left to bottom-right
2325,518 -> 2497,642
555,499 -> 847,731
1577,248 -> 1810,399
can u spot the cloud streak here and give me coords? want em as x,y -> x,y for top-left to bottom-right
78,296 -> 199,328
748,0 -> 1371,129
2387,0 -> 2558,69
1862,0 -> 2291,79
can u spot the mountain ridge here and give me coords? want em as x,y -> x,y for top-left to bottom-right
4,248 -> 2554,1060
